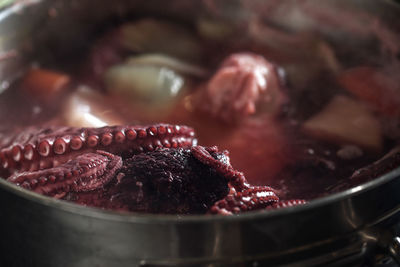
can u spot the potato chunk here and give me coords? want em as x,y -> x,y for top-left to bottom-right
303,95 -> 382,151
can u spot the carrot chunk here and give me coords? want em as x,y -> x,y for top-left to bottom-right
21,68 -> 70,101
338,66 -> 400,116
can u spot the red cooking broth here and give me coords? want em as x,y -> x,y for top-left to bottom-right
0,17 -> 399,203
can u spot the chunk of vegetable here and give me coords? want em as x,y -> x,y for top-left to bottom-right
126,54 -> 208,78
196,18 -> 235,41
302,95 -> 382,151
119,19 -> 203,63
338,66 -> 400,116
105,63 -> 186,105
21,68 -> 70,102
63,86 -> 125,127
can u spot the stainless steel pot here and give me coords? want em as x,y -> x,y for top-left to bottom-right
0,1 -> 400,266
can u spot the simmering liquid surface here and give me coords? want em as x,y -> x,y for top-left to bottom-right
1,15 -> 399,204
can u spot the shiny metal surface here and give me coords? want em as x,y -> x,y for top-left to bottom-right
388,237 -> 400,264
0,1 -> 399,266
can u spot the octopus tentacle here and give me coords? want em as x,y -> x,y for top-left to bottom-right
191,145 -> 249,190
269,199 -> 307,210
209,186 -> 279,215
1,123 -> 305,215
192,145 -> 285,215
192,145 -> 307,214
0,124 -> 196,174
7,150 -> 122,198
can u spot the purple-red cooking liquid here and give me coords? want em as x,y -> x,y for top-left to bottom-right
0,15 -> 399,215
